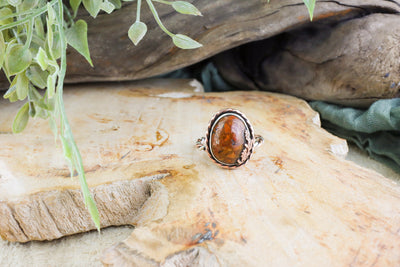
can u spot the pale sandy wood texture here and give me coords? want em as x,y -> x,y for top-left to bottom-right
0,80 -> 399,266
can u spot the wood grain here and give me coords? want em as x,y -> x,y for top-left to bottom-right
2,1 -> 400,105
65,0 -> 400,83
0,79 -> 399,266
1,0 -> 398,88
213,13 -> 400,107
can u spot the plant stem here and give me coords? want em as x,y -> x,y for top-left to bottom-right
0,7 -> 40,22
54,0 -> 101,231
0,0 -> 57,32
136,0 -> 142,22
145,0 -> 174,37
12,28 -> 22,43
24,18 -> 34,49
63,3 -> 75,26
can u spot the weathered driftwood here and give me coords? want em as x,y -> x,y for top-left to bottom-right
0,79 -> 399,266
65,0 -> 400,106
214,13 -> 400,107
67,0 -> 400,84
2,0 -> 400,105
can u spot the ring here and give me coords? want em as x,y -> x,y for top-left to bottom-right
196,109 -> 264,168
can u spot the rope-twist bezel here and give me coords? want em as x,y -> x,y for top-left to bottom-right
197,109 -> 262,169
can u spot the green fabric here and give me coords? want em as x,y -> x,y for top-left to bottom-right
157,62 -> 236,92
310,100 -> 400,173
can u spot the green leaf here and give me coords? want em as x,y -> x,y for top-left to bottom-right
3,84 -> 16,99
85,194 -> 100,231
20,0 -> 39,12
172,34 -> 202,49
60,135 -> 75,189
35,109 -> 48,119
45,94 -> 55,111
47,2 -> 56,25
35,107 -> 48,119
0,7 -> 13,26
29,88 -> 50,110
28,101 -> 36,117
128,21 -> 147,46
51,32 -> 62,60
29,91 -> 45,117
7,0 -> 21,7
303,0 -> 316,21
2,39 -> 16,77
82,0 -> 101,18
0,31 -> 5,69
108,0 -> 121,9
60,135 -> 73,162
36,47 -> 49,70
12,102 -> 30,133
27,83 -> 43,102
15,72 -> 29,100
5,44 -> 32,75
34,16 -> 45,40
8,92 -> 18,102
100,1 -> 115,14
46,16 -> 54,59
70,0 -> 82,16
26,65 -> 49,89
24,18 -> 34,49
65,19 -> 93,66
0,0 -> 9,7
47,73 -> 57,98
47,60 -> 59,75
171,1 -> 202,16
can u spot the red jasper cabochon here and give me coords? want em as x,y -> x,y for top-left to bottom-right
210,114 -> 247,165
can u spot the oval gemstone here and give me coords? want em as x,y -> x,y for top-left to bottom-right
210,114 -> 247,165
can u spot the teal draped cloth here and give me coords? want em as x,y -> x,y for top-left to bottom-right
309,100 -> 400,173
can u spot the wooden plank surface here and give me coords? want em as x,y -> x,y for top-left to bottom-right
0,79 -> 399,266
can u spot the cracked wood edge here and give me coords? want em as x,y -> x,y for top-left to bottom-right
0,79 -> 201,242
102,244 -> 219,267
0,176 -> 169,242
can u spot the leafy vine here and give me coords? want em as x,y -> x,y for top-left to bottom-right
0,0 -> 316,230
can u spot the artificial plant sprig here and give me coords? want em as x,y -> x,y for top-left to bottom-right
1,0 -> 101,229
265,0 -> 316,20
128,0 -> 202,49
153,0 -> 202,16
54,0 -> 101,230
1,0 -> 316,231
128,0 -> 147,45
303,0 -> 316,20
0,0 -> 204,230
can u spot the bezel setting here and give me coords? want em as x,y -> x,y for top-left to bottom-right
204,109 -> 256,169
